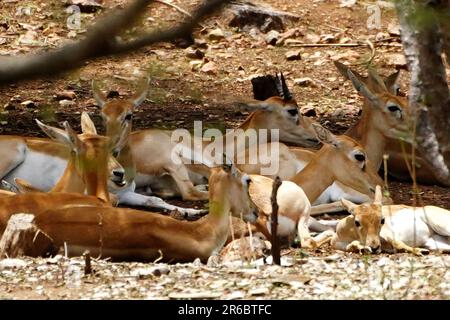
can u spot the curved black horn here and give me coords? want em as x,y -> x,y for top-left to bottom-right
280,72 -> 292,100
275,73 -> 284,98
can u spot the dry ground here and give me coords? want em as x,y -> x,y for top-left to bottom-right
0,0 -> 449,299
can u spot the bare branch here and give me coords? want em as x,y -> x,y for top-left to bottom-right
0,0 -> 230,85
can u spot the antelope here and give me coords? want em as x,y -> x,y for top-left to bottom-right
93,74 -> 320,201
239,65 -> 410,210
0,88 -> 202,216
29,160 -> 258,262
0,117 -> 132,235
334,62 -> 449,185
232,124 -> 383,247
328,186 -> 450,254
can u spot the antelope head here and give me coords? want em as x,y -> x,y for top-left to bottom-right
239,73 -> 319,147
341,185 -> 385,253
312,124 -> 384,199
334,61 -> 411,142
36,114 -> 130,201
209,155 -> 258,223
93,78 -> 150,140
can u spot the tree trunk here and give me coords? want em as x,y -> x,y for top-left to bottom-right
395,0 -> 450,186
0,214 -> 55,258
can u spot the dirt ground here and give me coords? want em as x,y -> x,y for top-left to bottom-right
0,0 -> 449,299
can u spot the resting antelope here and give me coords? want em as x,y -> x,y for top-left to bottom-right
233,124 -> 383,247
0,117 -> 131,235
0,86 -> 201,216
29,160 -> 258,262
240,65 -> 409,210
334,61 -> 450,186
329,186 -> 450,254
93,74 -> 320,201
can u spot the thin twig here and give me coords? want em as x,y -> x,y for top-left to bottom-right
270,176 -> 282,266
154,0 -> 206,28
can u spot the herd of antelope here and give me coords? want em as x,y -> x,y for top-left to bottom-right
0,61 -> 448,263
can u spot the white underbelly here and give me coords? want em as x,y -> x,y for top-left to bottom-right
4,150 -> 67,191
383,209 -> 432,247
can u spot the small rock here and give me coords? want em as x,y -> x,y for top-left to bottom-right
190,60 -> 203,71
201,61 -> 217,75
265,30 -> 280,45
305,33 -> 320,44
294,77 -> 317,87
387,22 -> 401,36
300,104 -> 317,117
285,50 -> 301,61
375,32 -> 389,41
340,0 -> 357,7
3,102 -> 15,111
185,47 -> 204,59
249,287 -> 269,296
20,100 -> 37,108
55,90 -> 76,101
66,0 -> 103,13
320,34 -> 336,43
0,258 -> 27,269
208,28 -> 225,41
385,53 -> 407,69
194,38 -> 208,49
59,99 -> 75,107
276,28 -> 303,46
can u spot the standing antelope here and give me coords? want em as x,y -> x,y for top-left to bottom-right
93,74 -> 320,201
328,186 -> 450,254
29,160 -> 258,262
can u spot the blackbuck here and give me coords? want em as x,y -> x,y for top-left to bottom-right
29,161 -> 258,262
0,88 -> 201,216
232,124 -> 383,246
93,74 -> 320,201
334,61 -> 449,185
0,117 -> 132,235
239,65 -> 409,210
327,186 -> 450,254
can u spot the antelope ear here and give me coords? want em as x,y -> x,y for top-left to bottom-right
111,122 -> 131,153
348,70 -> 380,105
341,198 -> 358,214
222,153 -> 234,172
384,70 -> 401,95
132,77 -> 150,107
312,123 -> 339,147
236,99 -> 275,112
36,119 -> 72,145
81,112 -> 97,135
62,121 -> 83,151
367,69 -> 388,92
373,185 -> 383,205
334,61 -> 366,83
92,80 -> 107,108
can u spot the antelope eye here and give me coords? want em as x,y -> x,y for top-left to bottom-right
112,149 -> 120,157
287,108 -> 298,117
354,220 -> 361,227
380,217 -> 385,225
395,88 -> 400,96
124,113 -> 133,121
354,153 -> 365,162
387,105 -> 400,113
